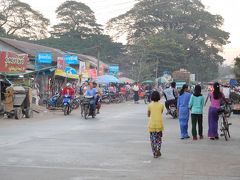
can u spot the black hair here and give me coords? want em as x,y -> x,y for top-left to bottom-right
171,82 -> 176,88
179,84 -> 188,96
213,82 -> 222,99
194,85 -> 202,97
151,91 -> 160,102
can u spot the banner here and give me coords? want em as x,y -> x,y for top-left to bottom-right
109,64 -> 119,75
57,57 -> 65,70
37,52 -> 52,64
64,55 -> 79,65
89,69 -> 97,79
0,51 -> 28,73
79,61 -> 86,74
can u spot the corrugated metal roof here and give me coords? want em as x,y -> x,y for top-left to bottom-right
0,37 -> 108,68
0,37 -> 64,61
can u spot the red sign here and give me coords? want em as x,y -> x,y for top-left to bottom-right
57,57 -> 65,70
0,51 -> 28,73
89,69 -> 97,79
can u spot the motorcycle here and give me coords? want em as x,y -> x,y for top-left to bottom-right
101,92 -> 111,104
144,90 -> 151,104
169,104 -> 178,119
63,95 -> 72,116
45,93 -> 63,109
81,96 -> 96,119
71,96 -> 81,110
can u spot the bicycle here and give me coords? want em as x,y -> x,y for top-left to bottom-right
218,107 -> 232,141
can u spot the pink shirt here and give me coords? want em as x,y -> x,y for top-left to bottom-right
209,92 -> 225,109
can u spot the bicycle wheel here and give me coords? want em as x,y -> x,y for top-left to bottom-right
224,118 -> 231,138
221,117 -> 228,141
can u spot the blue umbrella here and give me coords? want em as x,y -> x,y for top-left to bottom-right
97,75 -> 119,84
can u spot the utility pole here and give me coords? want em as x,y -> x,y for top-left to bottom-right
97,45 -> 101,77
155,56 -> 159,79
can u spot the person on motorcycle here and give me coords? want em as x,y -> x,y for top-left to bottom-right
85,82 -> 97,116
93,82 -> 102,114
163,82 -> 178,114
125,83 -> 131,101
61,83 -> 75,99
79,80 -> 89,95
145,84 -> 153,103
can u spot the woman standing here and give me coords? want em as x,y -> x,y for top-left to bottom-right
205,82 -> 225,140
189,85 -> 204,140
177,84 -> 192,139
147,91 -> 164,158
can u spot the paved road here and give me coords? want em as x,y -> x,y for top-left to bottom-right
0,100 -> 240,180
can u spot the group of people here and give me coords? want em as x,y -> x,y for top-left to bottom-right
61,81 -> 102,115
147,82 -> 228,158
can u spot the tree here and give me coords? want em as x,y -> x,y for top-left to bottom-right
234,57 -> 240,79
34,34 -> 124,64
125,34 -> 186,81
107,0 -> 230,81
0,0 -> 50,39
52,1 -> 102,38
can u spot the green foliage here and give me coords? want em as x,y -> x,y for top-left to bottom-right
34,35 -> 124,64
107,0 -> 230,81
234,57 -> 240,79
52,0 -> 102,38
127,34 -> 186,81
0,0 -> 49,39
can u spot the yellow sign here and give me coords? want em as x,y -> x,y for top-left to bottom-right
55,69 -> 79,79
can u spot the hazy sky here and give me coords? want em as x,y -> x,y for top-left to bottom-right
20,0 -> 240,65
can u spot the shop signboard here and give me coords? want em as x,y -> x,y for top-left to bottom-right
65,66 -> 77,75
190,74 -> 196,82
89,69 -> 97,79
79,61 -> 86,74
64,55 -> 79,65
57,57 -> 65,70
37,52 -> 52,64
109,64 -> 119,75
0,51 -> 28,73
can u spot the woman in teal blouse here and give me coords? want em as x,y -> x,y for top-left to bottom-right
189,85 -> 204,140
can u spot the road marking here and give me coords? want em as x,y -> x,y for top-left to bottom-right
0,164 -> 137,173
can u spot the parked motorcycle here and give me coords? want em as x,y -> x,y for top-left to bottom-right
63,95 -> 72,116
101,92 -> 111,104
71,96 -> 81,110
45,93 -> 63,109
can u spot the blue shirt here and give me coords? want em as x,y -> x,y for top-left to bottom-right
177,92 -> 191,109
86,88 -> 97,97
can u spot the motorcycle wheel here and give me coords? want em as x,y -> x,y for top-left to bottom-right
84,106 -> 88,119
102,97 -> 111,104
71,100 -> 80,110
67,106 -> 71,115
63,106 -> 68,116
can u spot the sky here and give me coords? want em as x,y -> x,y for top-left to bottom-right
20,0 -> 240,65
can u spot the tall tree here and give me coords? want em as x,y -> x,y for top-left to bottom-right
52,0 -> 102,38
34,34 -> 124,64
125,34 -> 186,81
107,0 -> 230,81
234,57 -> 240,79
0,0 -> 49,39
